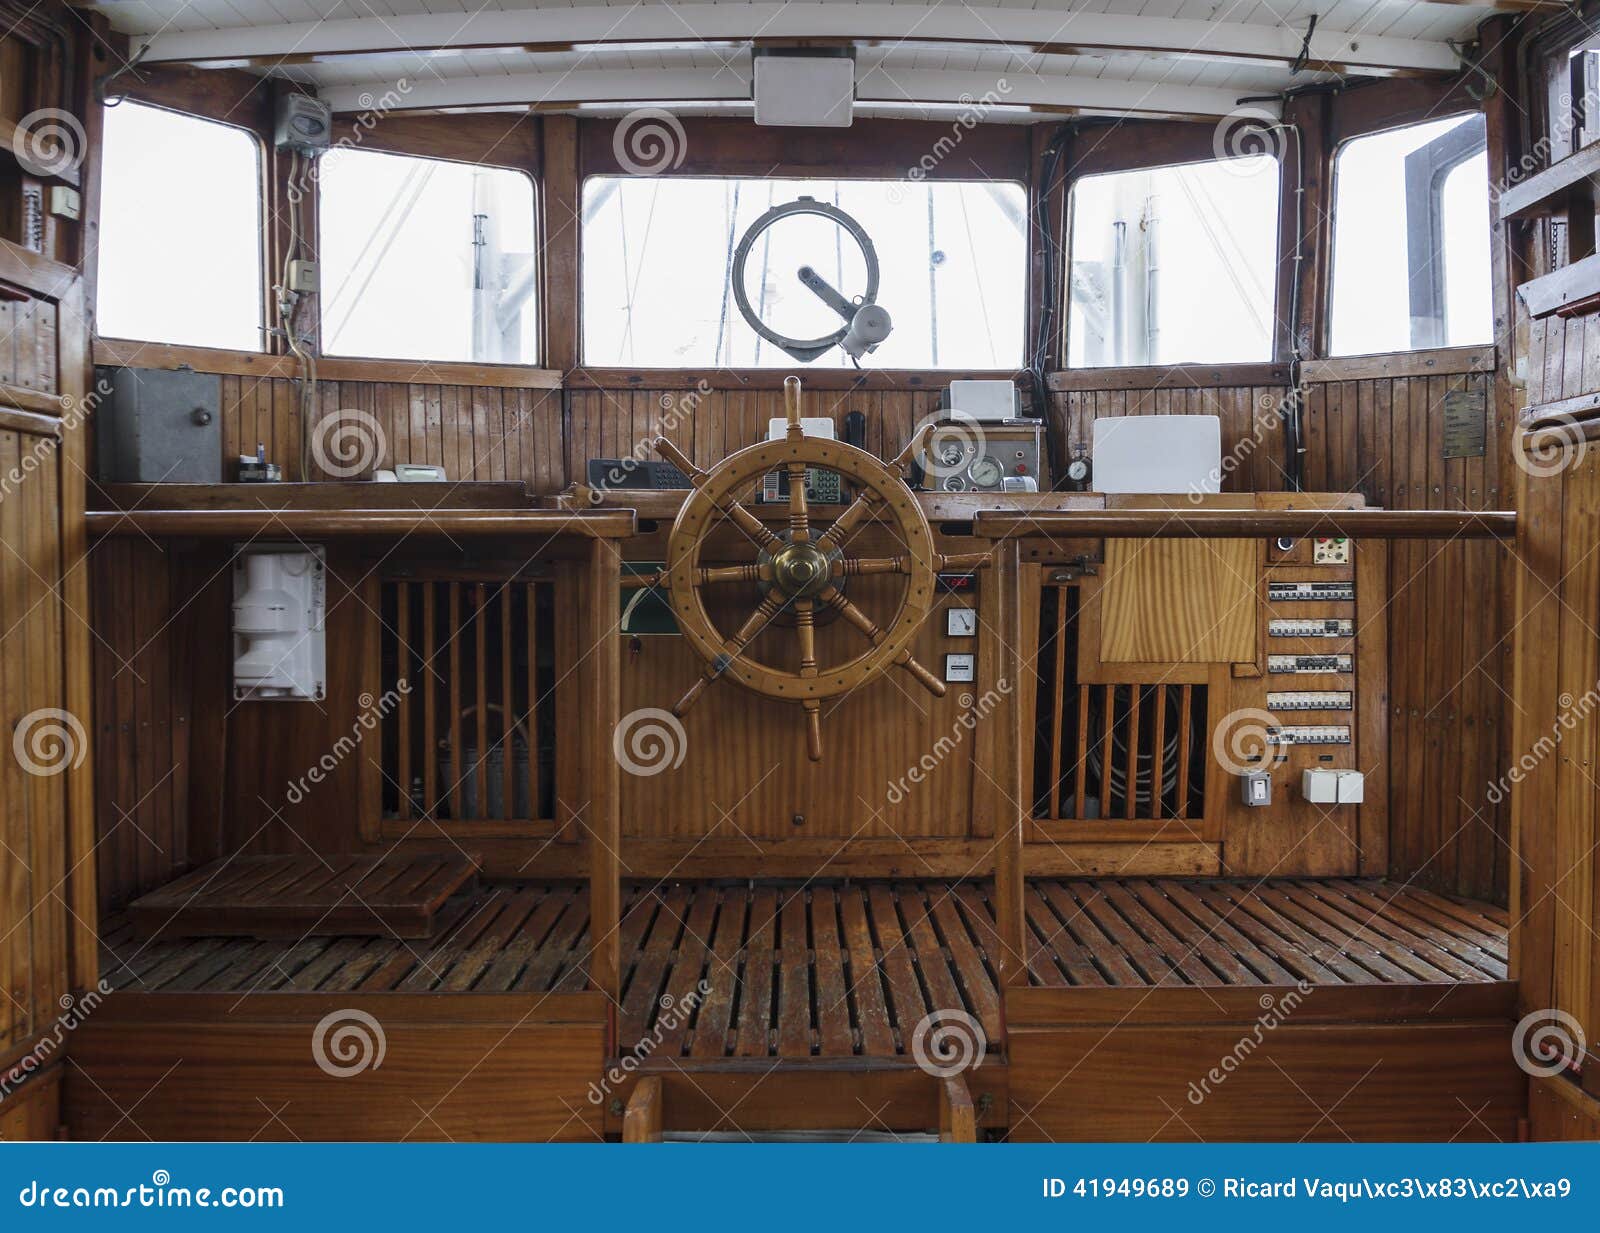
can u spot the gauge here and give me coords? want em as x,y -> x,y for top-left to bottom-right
938,443 -> 966,468
942,476 -> 966,492
968,456 -> 1004,488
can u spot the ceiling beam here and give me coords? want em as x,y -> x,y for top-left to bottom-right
316,64 -> 1276,122
132,3 -> 1462,77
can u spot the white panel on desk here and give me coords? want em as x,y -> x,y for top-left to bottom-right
1092,414 -> 1222,494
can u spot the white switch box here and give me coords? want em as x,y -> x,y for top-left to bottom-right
944,653 -> 975,683
1241,770 -> 1272,806
946,607 -> 977,637
1336,770 -> 1366,804
1302,768 -> 1365,804
1301,768 -> 1340,803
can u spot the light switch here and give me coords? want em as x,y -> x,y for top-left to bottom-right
946,606 -> 977,637
944,653 -> 975,683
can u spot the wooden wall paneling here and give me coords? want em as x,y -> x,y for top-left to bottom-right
0,1063 -> 59,1140
1528,1075 -> 1600,1141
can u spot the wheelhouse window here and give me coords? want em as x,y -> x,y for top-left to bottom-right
1066,155 -> 1280,368
581,177 -> 1027,368
96,101 -> 264,351
318,149 -> 538,365
1328,114 -> 1491,357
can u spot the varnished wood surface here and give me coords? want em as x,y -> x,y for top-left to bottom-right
86,507 -> 636,539
1098,538 -> 1257,662
127,853 -> 482,941
100,878 -> 1507,1061
976,508 -> 1518,540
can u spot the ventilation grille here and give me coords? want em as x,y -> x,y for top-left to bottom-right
379,577 -> 557,824
1032,582 -> 1207,821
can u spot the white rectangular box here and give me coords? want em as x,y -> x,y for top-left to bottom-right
1301,768 -> 1340,804
754,54 -> 854,127
1092,415 -> 1222,494
1336,770 -> 1366,804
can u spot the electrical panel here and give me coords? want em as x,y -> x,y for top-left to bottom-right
1267,581 -> 1355,602
1269,618 -> 1354,638
1313,536 -> 1351,564
1268,653 -> 1353,674
1269,724 -> 1352,746
1266,690 -> 1353,711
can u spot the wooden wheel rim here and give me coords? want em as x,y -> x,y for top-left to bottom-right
664,436 -> 937,701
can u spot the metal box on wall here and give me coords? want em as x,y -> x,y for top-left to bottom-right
95,366 -> 222,483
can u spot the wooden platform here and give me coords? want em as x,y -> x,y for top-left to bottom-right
102,877 -> 1507,1059
126,854 -> 482,941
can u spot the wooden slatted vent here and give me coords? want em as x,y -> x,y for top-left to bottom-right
1032,582 -> 1207,821
379,577 -> 556,824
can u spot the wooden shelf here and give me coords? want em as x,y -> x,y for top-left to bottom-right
86,507 -> 636,540
1518,254 -> 1600,320
1498,143 -> 1600,220
974,507 -> 1517,541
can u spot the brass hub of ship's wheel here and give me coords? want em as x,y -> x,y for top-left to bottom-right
761,538 -> 840,601
624,376 -> 993,762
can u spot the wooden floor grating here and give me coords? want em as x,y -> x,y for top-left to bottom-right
100,877 -> 1508,1058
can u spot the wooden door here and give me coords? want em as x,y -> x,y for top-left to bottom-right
0,253 -> 94,1099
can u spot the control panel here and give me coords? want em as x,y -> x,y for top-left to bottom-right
1268,653 -> 1353,673
1268,581 -> 1355,602
1266,690 -> 1353,711
1269,618 -> 1354,638
923,420 -> 1046,492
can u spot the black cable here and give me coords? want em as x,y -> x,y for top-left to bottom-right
1289,15 -> 1318,76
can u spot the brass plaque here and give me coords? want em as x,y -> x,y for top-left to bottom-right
1442,389 -> 1487,459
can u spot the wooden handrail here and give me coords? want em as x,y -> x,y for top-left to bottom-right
85,508 -> 637,539
973,508 -> 1517,541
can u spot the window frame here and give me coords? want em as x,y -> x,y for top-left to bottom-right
93,99 -> 269,354
574,170 -> 1032,372
1060,151 -> 1284,372
314,146 -> 542,368
1324,111 -> 1491,359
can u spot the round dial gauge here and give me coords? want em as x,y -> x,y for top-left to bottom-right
968,456 -> 1004,488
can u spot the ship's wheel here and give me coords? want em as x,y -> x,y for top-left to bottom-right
628,377 -> 990,761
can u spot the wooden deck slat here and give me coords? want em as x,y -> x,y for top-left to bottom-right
837,886 -> 895,1055
776,891 -> 812,1056
98,878 -> 1510,1059
866,884 -> 928,1047
734,888 -> 780,1057
649,887 -> 720,1057
690,888 -> 747,1058
810,888 -> 855,1056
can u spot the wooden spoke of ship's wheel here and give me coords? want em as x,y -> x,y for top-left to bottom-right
654,434 -> 780,552
819,586 -> 946,698
671,592 -> 787,717
795,599 -> 822,760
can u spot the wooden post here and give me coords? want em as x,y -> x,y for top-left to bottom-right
623,1076 -> 663,1143
585,538 -> 622,1006
939,1074 -> 976,1143
541,115 -> 581,374
991,537 -> 1027,989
